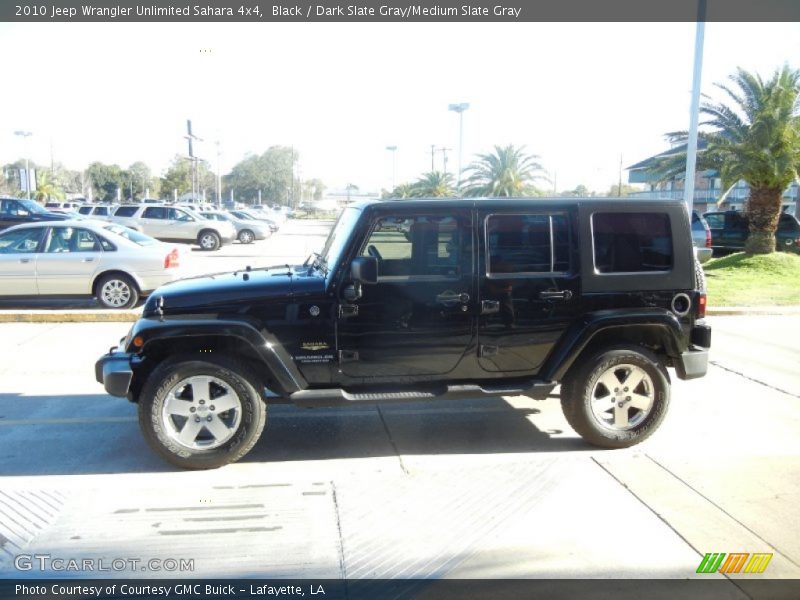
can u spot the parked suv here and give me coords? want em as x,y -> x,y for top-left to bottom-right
1,197 -> 69,231
703,210 -> 800,254
96,198 -> 711,469
691,211 -> 712,263
109,204 -> 235,250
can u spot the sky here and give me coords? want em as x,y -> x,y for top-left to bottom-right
1,21 -> 799,195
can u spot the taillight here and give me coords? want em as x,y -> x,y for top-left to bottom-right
705,229 -> 712,248
697,293 -> 707,318
164,248 -> 180,269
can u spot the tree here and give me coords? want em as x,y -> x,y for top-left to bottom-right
384,182 -> 416,199
607,183 -> 640,197
87,162 -> 126,203
561,184 -> 592,197
461,144 -> 549,197
225,146 -> 296,205
161,155 -> 215,201
33,170 -> 65,203
409,171 -> 456,197
655,65 -> 800,254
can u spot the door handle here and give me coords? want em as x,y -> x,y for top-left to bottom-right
539,290 -> 572,301
19,258 -> 31,264
82,257 -> 95,262
436,291 -> 470,306
481,300 -> 500,314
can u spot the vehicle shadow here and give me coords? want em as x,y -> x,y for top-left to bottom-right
0,393 -> 590,476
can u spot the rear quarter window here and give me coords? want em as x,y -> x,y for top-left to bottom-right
592,212 -> 672,273
114,206 -> 139,217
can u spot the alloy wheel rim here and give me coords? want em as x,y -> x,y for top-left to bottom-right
161,375 -> 242,450
201,234 -> 217,248
101,280 -> 131,307
589,363 -> 654,431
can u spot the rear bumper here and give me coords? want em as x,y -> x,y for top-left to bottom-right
95,349 -> 134,397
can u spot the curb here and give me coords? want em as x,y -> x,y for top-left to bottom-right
707,306 -> 800,316
0,310 -> 141,323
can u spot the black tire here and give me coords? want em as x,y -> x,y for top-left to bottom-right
138,355 -> 267,469
694,256 -> 706,292
198,230 -> 221,251
95,273 -> 139,309
560,345 -> 670,449
238,229 -> 255,244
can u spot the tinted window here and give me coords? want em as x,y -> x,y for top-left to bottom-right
704,213 -> 724,229
78,206 -> 93,215
593,212 -> 672,273
362,214 -> 468,278
486,213 -> 570,274
95,207 -> 110,216
0,228 -> 44,253
114,206 -> 139,217
96,234 -> 117,251
143,207 -> 167,219
779,214 -> 800,232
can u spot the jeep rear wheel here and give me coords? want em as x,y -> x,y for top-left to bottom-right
138,356 -> 267,469
560,345 -> 670,449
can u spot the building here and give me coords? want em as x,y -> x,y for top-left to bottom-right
627,143 -> 798,214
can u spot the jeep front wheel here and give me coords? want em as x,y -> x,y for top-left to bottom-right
138,356 -> 267,469
560,345 -> 669,449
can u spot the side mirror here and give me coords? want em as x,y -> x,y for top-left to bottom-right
351,256 -> 378,284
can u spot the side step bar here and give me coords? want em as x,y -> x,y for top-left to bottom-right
290,381 -> 556,408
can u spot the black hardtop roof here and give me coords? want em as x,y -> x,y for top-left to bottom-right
350,197 -> 689,212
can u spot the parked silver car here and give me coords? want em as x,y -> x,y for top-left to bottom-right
202,211 -> 271,244
109,204 -> 235,250
0,220 -> 183,308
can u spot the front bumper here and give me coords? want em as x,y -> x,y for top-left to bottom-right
95,349 -> 134,397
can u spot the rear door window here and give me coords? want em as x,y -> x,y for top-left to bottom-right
143,207 -> 167,219
114,206 -> 139,217
485,213 -> 570,275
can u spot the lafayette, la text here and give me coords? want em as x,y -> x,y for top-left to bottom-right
16,584 -> 324,597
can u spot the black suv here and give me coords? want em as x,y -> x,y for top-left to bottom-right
703,210 -> 800,254
0,197 -> 69,231
96,198 -> 711,469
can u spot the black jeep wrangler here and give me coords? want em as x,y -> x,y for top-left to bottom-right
96,199 -> 711,469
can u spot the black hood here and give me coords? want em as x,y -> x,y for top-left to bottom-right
142,265 -> 325,317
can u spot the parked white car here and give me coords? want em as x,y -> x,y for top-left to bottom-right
77,204 -> 117,219
0,220 -> 183,308
109,204 -> 236,250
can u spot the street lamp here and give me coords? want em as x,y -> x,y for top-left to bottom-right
14,130 -> 33,200
385,145 -> 398,191
448,103 -> 470,186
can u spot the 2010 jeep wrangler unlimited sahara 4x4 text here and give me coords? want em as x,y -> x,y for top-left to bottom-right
96,198 -> 711,469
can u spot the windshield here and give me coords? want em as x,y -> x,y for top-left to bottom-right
19,199 -> 48,214
103,223 -> 159,246
319,207 -> 363,269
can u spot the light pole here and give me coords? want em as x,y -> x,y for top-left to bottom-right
14,130 -> 33,199
385,145 -> 397,191
448,103 -> 469,186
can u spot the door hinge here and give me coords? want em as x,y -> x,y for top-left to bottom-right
338,304 -> 359,318
479,345 -> 499,358
339,349 -> 359,363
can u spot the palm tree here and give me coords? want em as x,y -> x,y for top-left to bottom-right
460,144 -> 549,197
409,171 -> 456,198
32,170 -> 65,204
655,65 -> 800,254
384,182 -> 416,199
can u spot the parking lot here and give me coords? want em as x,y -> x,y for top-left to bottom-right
0,220 -> 798,592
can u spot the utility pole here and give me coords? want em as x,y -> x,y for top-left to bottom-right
215,139 -> 222,206
186,119 -> 203,203
684,0 -> 707,216
448,102 -> 470,185
618,153 -> 623,197
437,147 -> 452,175
430,145 -> 435,172
386,145 -> 397,190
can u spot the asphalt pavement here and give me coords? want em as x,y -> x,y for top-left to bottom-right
0,316 -> 798,593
